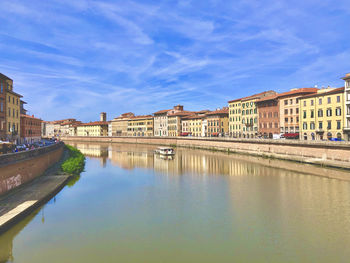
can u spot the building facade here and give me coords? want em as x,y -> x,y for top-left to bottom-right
229,91 -> 276,138
168,111 -> 192,137
110,112 -> 134,136
154,105 -> 184,136
256,95 -> 279,138
278,88 -> 318,136
0,73 -> 22,142
343,73 -> 350,141
127,115 -> 154,137
0,74 -> 7,140
20,114 -> 42,143
205,108 -> 229,137
77,121 -> 108,136
299,87 -> 344,141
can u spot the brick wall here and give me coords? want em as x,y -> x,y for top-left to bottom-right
0,143 -> 64,196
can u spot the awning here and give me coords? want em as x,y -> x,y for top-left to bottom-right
180,132 -> 191,136
283,133 -> 299,138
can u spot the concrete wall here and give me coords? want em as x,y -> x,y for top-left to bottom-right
61,136 -> 350,170
0,143 -> 64,196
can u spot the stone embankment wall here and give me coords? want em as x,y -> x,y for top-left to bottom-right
0,143 -> 64,196
61,136 -> 350,170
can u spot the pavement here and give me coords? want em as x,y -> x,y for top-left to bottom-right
0,150 -> 70,233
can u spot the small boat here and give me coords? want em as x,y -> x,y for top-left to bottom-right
154,147 -> 175,156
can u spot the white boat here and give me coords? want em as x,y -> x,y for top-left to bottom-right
154,147 -> 175,156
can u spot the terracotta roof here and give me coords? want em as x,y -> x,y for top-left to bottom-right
206,108 -> 229,115
153,109 -> 171,115
300,87 -> 344,99
256,94 -> 279,103
228,90 -> 276,103
0,73 -> 12,80
168,111 -> 193,117
183,114 -> 205,120
7,89 -> 23,98
277,88 -> 318,98
78,121 -> 108,126
20,114 -> 42,121
129,115 -> 153,120
342,73 -> 350,80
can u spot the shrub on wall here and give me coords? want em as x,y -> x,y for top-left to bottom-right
61,145 -> 85,175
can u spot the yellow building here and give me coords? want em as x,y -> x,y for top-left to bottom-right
77,121 -> 108,137
228,90 -> 276,138
299,87 -> 344,141
0,73 -> 22,142
206,108 -> 229,137
127,115 -> 153,137
228,98 -> 242,138
168,111 -> 192,137
111,112 -> 134,136
187,115 -> 204,137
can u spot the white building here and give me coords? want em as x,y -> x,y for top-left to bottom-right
153,105 -> 184,136
343,73 -> 350,141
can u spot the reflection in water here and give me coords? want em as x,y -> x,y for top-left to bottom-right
0,142 -> 350,263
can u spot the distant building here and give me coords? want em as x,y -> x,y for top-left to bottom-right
127,115 -> 154,137
0,73 -> 23,142
229,90 -> 276,138
343,73 -> 350,141
168,110 -> 192,137
154,105 -> 184,136
278,88 -> 318,135
299,87 -> 344,141
256,94 -> 280,138
77,121 -> 109,136
20,114 -> 42,143
205,108 -> 229,137
110,112 -> 135,136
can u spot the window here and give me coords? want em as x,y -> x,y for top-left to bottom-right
311,100 -> 314,106
310,122 -> 315,130
284,100 -> 288,105
290,109 -> 293,114
303,101 -> 306,106
327,121 -> 331,129
337,96 -> 340,103
285,117 -> 288,123
303,122 -> 307,130
311,110 -> 314,118
0,83 -> 2,93
318,109 -> 323,117
319,98 -> 322,105
326,108 -> 332,117
319,122 -> 323,129
327,97 -> 331,104
335,108 -> 341,116
303,111 -> 306,118
290,99 -> 293,104
337,121 -> 341,130
296,108 -> 299,114
284,109 -> 288,114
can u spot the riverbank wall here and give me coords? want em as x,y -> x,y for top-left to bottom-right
61,136 -> 350,170
0,143 -> 64,196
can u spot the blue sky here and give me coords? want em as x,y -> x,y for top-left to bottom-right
0,0 -> 349,122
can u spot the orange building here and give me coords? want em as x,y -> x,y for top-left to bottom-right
20,114 -> 42,143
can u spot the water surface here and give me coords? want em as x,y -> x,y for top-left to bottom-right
1,142 -> 350,263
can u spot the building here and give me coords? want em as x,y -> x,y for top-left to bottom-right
110,112 -> 135,136
278,88 -> 318,136
20,114 -> 42,143
168,111 -> 192,137
0,73 -> 23,142
0,75 -> 7,140
229,90 -> 276,139
154,105 -> 184,136
299,87 -> 344,141
205,108 -> 229,137
127,115 -> 154,137
77,121 -> 108,136
343,73 -> 350,141
256,95 -> 280,138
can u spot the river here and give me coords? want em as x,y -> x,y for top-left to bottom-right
1,142 -> 350,263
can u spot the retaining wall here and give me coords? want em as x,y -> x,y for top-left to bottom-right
61,136 -> 350,170
0,143 -> 64,196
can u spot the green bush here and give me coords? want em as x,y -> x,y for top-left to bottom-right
61,145 -> 86,175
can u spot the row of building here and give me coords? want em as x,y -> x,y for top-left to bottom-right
39,72 -> 350,142
0,73 -> 42,144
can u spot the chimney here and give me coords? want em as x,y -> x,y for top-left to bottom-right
174,105 -> 184,111
100,112 -> 107,122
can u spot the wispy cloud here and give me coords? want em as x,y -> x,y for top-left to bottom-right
0,0 -> 348,121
